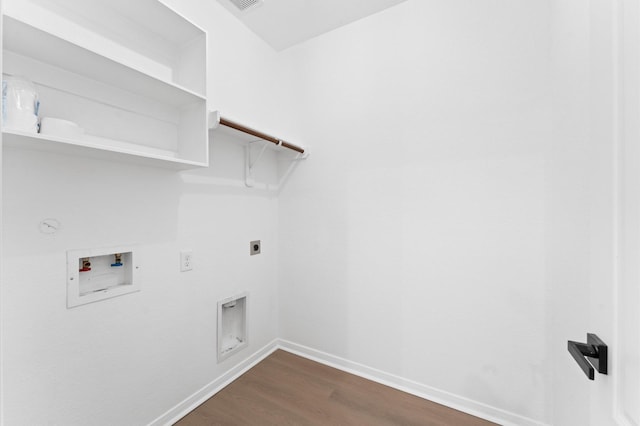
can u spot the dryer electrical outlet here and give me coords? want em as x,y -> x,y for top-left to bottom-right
250,240 -> 261,255
67,245 -> 140,308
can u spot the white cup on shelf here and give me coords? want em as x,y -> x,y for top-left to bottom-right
39,117 -> 84,139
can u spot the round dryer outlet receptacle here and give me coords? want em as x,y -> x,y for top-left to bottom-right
250,240 -> 261,255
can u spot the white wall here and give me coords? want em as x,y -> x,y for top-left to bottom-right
276,1 -> 622,424
0,0 -> 295,424
278,0 -> 555,423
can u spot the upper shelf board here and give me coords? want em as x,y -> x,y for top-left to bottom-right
3,16 -> 205,108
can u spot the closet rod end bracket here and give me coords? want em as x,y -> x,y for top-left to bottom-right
208,110 -> 221,130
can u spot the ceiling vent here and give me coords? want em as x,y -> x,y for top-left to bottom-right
228,0 -> 264,13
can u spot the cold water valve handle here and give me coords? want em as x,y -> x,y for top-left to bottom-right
111,253 -> 123,267
567,333 -> 608,380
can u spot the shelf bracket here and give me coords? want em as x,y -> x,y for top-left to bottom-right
208,110 -> 309,188
245,142 -> 269,188
208,110 -> 307,155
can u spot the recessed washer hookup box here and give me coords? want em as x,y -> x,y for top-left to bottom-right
67,245 -> 139,308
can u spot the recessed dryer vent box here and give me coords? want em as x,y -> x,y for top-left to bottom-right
67,245 -> 139,308
217,292 -> 248,362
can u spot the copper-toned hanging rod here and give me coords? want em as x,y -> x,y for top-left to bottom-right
213,113 -> 305,154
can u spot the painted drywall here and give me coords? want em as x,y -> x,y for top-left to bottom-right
275,0 -> 613,424
0,0 -> 295,424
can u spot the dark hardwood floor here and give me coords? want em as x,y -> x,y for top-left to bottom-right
175,350 -> 497,426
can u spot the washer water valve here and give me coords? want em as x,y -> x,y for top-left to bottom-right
111,253 -> 123,267
79,258 -> 91,272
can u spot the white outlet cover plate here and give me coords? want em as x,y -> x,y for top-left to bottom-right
180,250 -> 193,271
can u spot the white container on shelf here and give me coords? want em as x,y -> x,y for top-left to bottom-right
39,117 -> 84,138
2,75 -> 39,133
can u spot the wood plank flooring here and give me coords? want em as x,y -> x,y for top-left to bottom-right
175,350 -> 497,426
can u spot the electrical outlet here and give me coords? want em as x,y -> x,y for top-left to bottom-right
250,240 -> 261,255
180,250 -> 193,272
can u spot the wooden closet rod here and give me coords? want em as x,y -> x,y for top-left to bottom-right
219,116 -> 305,154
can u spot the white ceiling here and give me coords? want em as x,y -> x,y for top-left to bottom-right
216,0 -> 408,51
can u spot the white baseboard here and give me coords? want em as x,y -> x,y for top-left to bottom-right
148,339 -> 279,426
149,338 -> 550,426
277,339 -> 551,426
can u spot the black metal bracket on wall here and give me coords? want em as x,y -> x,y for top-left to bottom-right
567,333 -> 608,380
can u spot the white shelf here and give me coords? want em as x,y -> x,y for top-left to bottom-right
3,130 -> 208,170
4,17 -> 205,108
2,0 -> 209,168
3,0 -> 207,95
